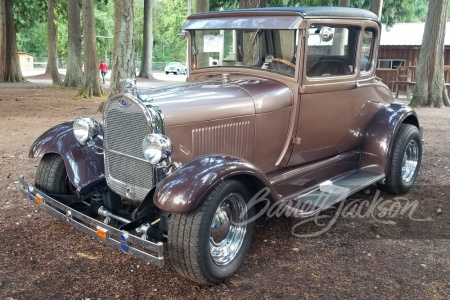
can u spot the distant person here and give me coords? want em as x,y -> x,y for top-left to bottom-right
99,59 -> 108,84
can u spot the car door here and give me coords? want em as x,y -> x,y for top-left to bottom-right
289,20 -> 381,166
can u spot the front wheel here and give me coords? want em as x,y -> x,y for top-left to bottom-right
168,180 -> 255,284
378,124 -> 422,194
35,154 -> 75,195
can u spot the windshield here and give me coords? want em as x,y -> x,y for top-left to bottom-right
190,29 -> 298,77
169,62 -> 180,65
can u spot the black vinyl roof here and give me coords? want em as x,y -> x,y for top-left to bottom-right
193,6 -> 378,21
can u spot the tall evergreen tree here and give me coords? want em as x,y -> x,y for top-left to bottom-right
110,0 -> 135,96
47,0 -> 62,85
410,0 -> 450,107
138,0 -> 154,79
239,0 -> 267,8
76,0 -> 106,98
63,0 -> 83,87
0,0 -> 5,81
3,0 -> 23,82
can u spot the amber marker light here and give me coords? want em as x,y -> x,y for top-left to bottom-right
36,194 -> 43,205
96,227 -> 109,239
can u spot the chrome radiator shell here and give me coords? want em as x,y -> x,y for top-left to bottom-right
103,94 -> 155,201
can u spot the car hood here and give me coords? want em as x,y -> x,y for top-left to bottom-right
137,78 -> 292,126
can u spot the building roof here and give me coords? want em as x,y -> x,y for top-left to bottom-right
380,22 -> 450,46
18,51 -> 34,56
192,6 -> 378,21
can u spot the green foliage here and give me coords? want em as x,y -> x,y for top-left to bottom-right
16,22 -> 47,56
94,1 -> 114,63
13,0 -> 447,67
13,0 -> 47,31
151,0 -> 192,62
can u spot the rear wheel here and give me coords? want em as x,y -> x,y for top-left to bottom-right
168,180 -> 255,284
35,154 -> 75,195
378,124 -> 422,194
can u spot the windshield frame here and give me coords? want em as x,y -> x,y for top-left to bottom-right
186,29 -> 302,83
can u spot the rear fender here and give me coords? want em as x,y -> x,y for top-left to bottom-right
153,155 -> 279,214
360,103 -> 419,174
29,122 -> 105,192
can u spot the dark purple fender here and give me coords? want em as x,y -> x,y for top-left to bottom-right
360,103 -> 419,175
153,155 -> 279,214
29,122 -> 105,193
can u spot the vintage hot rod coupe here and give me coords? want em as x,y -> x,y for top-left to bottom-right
19,7 -> 423,284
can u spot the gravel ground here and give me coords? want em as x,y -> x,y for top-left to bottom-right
0,85 -> 449,299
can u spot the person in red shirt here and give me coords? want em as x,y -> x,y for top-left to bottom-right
99,59 -> 108,84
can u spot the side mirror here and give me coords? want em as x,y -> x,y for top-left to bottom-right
319,27 -> 333,42
177,30 -> 186,41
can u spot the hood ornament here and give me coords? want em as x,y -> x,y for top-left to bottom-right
121,78 -> 137,95
222,73 -> 230,83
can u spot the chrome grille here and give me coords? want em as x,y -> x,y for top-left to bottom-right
103,97 -> 153,201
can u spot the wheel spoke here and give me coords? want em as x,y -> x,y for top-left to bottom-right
402,140 -> 419,183
209,193 -> 247,265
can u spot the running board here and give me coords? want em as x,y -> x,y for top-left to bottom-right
282,170 -> 385,217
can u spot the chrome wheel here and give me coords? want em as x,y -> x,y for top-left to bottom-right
402,139 -> 419,183
210,193 -> 247,265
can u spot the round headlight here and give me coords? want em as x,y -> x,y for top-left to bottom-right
142,134 -> 172,164
73,117 -> 100,145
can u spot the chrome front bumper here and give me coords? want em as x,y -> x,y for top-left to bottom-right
18,175 -> 164,267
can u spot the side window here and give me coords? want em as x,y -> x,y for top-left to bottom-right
360,28 -> 375,71
306,25 -> 359,77
377,59 -> 406,70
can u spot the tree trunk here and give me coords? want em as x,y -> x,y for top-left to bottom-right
110,0 -> 135,97
196,0 -> 209,12
186,0 -> 191,68
63,0 -> 83,87
45,60 -> 50,74
338,0 -> 350,8
76,0 -> 106,98
410,0 -> 450,107
0,0 -> 6,81
239,0 -> 267,9
47,0 -> 62,85
330,0 -> 349,55
195,0 -> 209,69
4,0 -> 23,82
371,0 -> 383,19
138,0 -> 153,79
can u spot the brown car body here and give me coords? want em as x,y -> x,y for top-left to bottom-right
29,7 -> 420,216
23,7 -> 423,280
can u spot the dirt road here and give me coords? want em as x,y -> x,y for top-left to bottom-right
0,85 -> 449,299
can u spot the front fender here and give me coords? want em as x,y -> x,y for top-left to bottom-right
153,155 -> 279,214
360,103 -> 419,174
29,121 -> 105,192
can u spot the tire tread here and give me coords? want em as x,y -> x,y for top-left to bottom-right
379,124 -> 421,194
169,180 -> 246,284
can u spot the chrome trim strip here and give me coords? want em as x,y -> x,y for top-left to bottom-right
18,175 -> 164,267
89,142 -> 150,164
